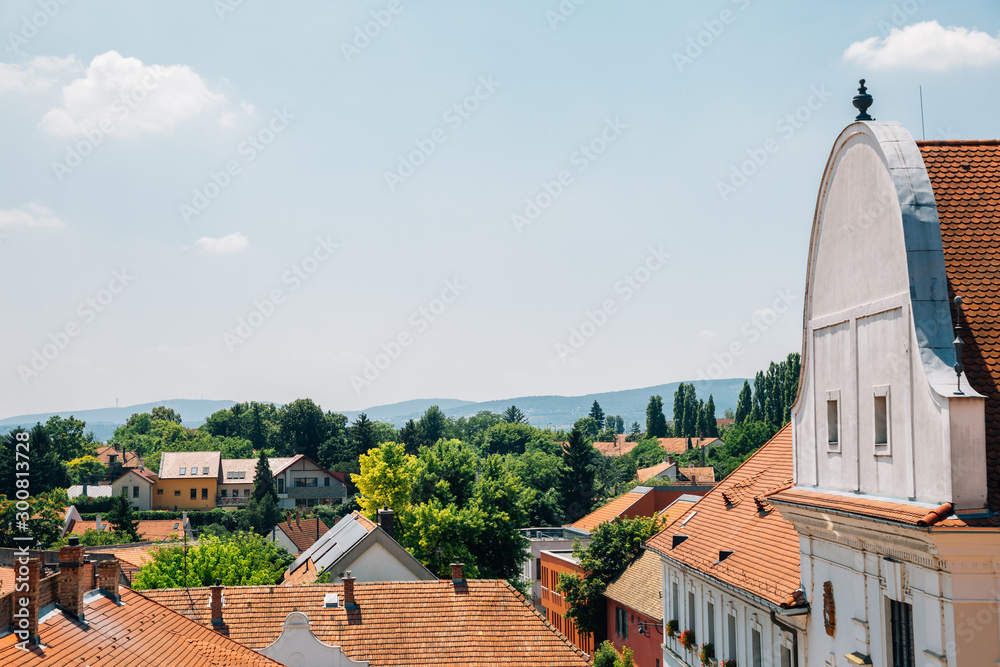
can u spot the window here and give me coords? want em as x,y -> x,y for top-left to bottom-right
325,477 -> 330,486
707,601 -> 716,646
109,454 -> 117,464
233,489 -> 240,497
688,591 -> 696,635
827,389 -> 840,450
179,467 -> 186,475
781,646 -> 792,667
133,486 -> 139,498
728,613 -> 737,661
278,478 -> 285,494
174,490 -> 181,496
615,606 -> 628,638
191,468 -> 198,476
157,489 -> 164,495
190,488 -> 197,499
874,385 -> 891,454
672,582 -> 679,621
221,489 -> 228,498
202,488 -> 208,499
203,467 -> 209,475
752,628 -> 762,667
536,558 -> 541,581
890,599 -> 915,667
294,478 -> 318,487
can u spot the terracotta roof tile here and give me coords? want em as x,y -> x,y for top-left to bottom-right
275,517 -> 329,554
678,466 -> 716,485
646,425 -> 802,607
919,140 -> 1000,522
604,550 -> 663,621
0,587 -> 280,666
282,557 -> 320,585
766,490 -> 968,528
142,580 -> 591,666
569,490 -> 647,533
94,445 -> 144,469
636,461 -> 670,483
159,451 -> 221,479
659,500 -> 697,526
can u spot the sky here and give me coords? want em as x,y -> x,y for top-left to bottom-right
1,1 -> 999,418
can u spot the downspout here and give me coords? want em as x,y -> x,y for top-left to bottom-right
770,611 -> 800,667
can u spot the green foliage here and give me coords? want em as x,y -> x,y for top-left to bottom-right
468,455 -> 532,580
279,398 -> 328,461
0,495 -> 65,548
483,422 -> 543,457
593,641 -> 635,667
66,455 -> 107,484
354,441 -> 418,518
454,411 -> 503,447
559,427 -> 597,524
45,416 -> 95,462
503,450 -> 565,527
593,454 -> 636,498
132,532 -> 293,589
252,450 -> 278,502
645,395 -> 668,438
573,416 -> 599,441
412,439 -> 477,507
401,499 -> 483,578
557,515 -> 662,635
107,488 -> 140,541
151,406 -> 183,424
240,493 -> 282,536
589,401 -> 605,429
54,528 -> 137,548
628,437 -> 668,469
501,405 -> 528,425
415,406 -> 455,448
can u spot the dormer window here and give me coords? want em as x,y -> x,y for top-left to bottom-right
826,390 -> 840,452
874,385 -> 891,455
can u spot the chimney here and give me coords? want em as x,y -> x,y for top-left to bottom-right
97,559 -> 120,603
95,514 -> 102,532
82,482 -> 88,496
451,562 -> 465,586
58,536 -> 86,621
210,581 -> 224,627
18,557 -> 41,645
667,455 -> 674,465
343,571 -> 358,609
377,507 -> 395,539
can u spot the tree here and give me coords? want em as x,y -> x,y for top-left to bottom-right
484,422 -> 538,457
45,416 -> 94,461
559,427 -> 597,524
242,493 -> 282,536
0,495 -> 64,548
279,398 -> 328,460
252,450 -> 277,502
594,641 -> 635,667
735,380 -> 752,425
645,395 -> 668,438
703,394 -> 719,437
455,411 -> 503,447
573,417 -> 599,441
626,421 -> 642,442
557,515 -> 662,635
417,405 -> 454,447
348,413 -> 379,460
132,532 -> 293,589
589,401 -> 606,430
469,455 -> 533,581
150,406 -> 183,424
353,441 -> 418,519
398,419 -> 421,455
107,488 -> 140,541
401,500 -> 483,578
316,412 -> 349,468
505,451 -> 566,527
501,405 -> 528,425
66,455 -> 107,485
411,439 -> 477,507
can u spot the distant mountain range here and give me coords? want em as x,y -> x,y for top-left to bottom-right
0,378 -> 748,441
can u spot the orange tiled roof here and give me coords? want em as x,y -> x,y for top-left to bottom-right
94,445 -> 144,469
766,488 -> 968,528
646,425 -> 803,608
604,550 -> 663,621
138,519 -> 188,542
636,460 -> 671,483
0,587 -> 281,666
593,435 -> 636,457
351,510 -> 377,533
679,466 -> 716,485
142,580 -> 591,666
569,489 -> 647,533
282,557 -> 320,585
658,437 -> 719,455
658,500 -> 697,526
276,517 -> 330,554
88,544 -> 165,578
920,140 -> 1000,517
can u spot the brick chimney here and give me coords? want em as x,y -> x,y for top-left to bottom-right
97,559 -> 120,604
95,513 -> 103,532
451,562 -> 465,586
343,571 -> 357,609
16,557 -> 42,645
377,507 -> 395,539
209,581 -> 224,627
58,536 -> 86,621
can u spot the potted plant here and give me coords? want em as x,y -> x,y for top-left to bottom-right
723,660 -> 737,667
699,642 -> 715,666
680,629 -> 696,651
666,619 -> 679,638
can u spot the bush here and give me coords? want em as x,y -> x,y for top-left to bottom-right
70,495 -> 118,514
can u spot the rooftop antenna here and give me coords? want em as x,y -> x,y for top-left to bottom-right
953,296 -> 965,395
919,85 -> 926,140
853,79 -> 874,121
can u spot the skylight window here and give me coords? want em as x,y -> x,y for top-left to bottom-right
179,467 -> 186,475
203,467 -> 210,475
191,468 -> 198,475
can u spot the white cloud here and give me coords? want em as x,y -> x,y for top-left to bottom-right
194,232 -> 249,255
40,50 -> 225,138
0,203 -> 64,228
845,21 -> 1000,71
0,55 -> 81,94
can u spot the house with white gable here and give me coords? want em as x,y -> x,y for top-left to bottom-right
764,83 -> 1000,666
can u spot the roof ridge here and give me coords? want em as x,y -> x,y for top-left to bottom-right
501,579 -> 592,661
917,139 -> 1000,146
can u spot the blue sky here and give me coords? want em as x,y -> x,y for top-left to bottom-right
2,1 -> 999,417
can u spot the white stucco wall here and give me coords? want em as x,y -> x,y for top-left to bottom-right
111,471 -> 153,511
328,541 -> 423,583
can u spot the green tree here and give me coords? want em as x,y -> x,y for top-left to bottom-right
316,412 -> 349,469
242,493 -> 282,536
589,401 -> 606,430
0,495 -> 64,548
107,488 -> 140,541
559,427 -> 597,524
703,394 -> 719,437
411,439 -> 477,507
401,500 -> 483,578
417,405 -> 454,448
66,455 -> 107,485
483,422 -> 538,457
45,415 -> 94,461
279,398 -> 328,460
573,416 -> 599,441
252,450 -> 277,502
353,441 -> 418,519
150,406 -> 183,424
594,641 -> 635,667
398,419 -> 421,455
645,395 -> 668,438
504,451 -> 566,527
735,380 -> 752,425
501,405 -> 528,425
348,413 -> 379,460
469,454 -> 533,581
132,532 -> 293,589
454,411 -> 503,447
557,515 -> 662,635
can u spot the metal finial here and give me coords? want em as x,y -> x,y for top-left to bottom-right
853,79 -> 874,121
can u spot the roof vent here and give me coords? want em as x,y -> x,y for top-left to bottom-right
718,550 -> 734,563
323,593 -> 340,608
722,492 -> 733,507
672,535 -> 689,549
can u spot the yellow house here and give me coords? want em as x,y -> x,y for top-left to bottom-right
152,451 -> 221,511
